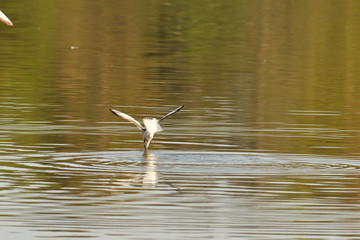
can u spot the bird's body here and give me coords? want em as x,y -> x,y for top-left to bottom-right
142,117 -> 163,149
0,10 -> 13,26
110,106 -> 184,150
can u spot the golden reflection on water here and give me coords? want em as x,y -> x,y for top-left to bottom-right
2,0 -> 360,239
1,0 -> 360,155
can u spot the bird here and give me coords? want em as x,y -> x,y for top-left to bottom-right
0,10 -> 13,26
110,105 -> 184,150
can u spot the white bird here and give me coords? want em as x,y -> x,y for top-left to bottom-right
110,106 -> 184,150
0,10 -> 13,26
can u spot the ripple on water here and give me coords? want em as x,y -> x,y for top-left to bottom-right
0,151 -> 360,239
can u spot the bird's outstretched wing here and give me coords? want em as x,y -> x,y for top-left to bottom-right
158,105 -> 184,122
110,109 -> 145,131
0,10 -> 13,26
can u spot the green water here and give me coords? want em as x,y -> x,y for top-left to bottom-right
1,1 -> 360,239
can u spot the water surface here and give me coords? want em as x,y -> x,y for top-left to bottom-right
1,0 -> 360,239
2,151 -> 360,239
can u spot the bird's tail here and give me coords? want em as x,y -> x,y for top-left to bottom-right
143,118 -> 163,134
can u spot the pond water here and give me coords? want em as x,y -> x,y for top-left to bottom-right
2,0 -> 360,239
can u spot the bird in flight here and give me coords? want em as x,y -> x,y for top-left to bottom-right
0,10 -> 13,26
110,106 -> 184,150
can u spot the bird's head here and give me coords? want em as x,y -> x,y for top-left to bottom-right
143,133 -> 153,150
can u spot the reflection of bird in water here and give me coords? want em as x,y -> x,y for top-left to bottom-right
110,105 -> 184,150
142,151 -> 158,186
0,10 -> 13,26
